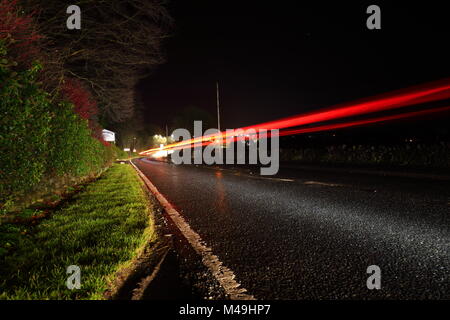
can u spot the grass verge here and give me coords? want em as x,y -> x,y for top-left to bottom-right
0,163 -> 156,299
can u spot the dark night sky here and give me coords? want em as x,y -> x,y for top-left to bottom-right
138,1 -> 450,131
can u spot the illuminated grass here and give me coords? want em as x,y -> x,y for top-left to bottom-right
0,164 -> 155,300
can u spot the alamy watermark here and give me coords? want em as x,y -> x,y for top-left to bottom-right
366,265 -> 381,290
66,265 -> 81,290
65,4 -> 381,31
66,5 -> 81,30
366,5 -> 381,30
169,121 -> 279,175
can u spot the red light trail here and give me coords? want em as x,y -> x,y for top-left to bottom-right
140,79 -> 450,156
145,105 -> 450,154
277,105 -> 450,138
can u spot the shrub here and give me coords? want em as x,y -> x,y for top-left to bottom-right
46,101 -> 107,177
0,0 -> 42,68
112,144 -> 129,159
0,43 -> 52,203
60,78 -> 98,121
0,41 -> 117,210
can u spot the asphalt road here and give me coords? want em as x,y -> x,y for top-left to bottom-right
133,158 -> 449,299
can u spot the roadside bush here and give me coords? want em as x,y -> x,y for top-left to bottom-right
47,100 -> 106,177
0,42 -> 52,203
0,41 -> 116,211
60,78 -> 98,121
110,144 -> 129,159
0,0 -> 42,68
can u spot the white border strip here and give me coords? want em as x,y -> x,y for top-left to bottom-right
130,160 -> 255,300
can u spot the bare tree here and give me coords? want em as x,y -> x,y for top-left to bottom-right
24,0 -> 173,124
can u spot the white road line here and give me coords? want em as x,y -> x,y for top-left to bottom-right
255,177 -> 294,182
130,160 -> 255,300
303,181 -> 347,187
245,175 -> 295,182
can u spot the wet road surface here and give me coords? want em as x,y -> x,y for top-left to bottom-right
133,158 -> 449,299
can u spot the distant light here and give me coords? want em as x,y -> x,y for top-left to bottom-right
151,150 -> 168,158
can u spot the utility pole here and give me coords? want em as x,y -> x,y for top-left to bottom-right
216,81 -> 221,132
165,124 -> 169,138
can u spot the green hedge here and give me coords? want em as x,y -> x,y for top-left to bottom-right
111,144 -> 129,159
47,101 -> 110,177
0,41 -> 116,210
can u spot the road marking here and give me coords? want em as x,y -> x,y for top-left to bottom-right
246,175 -> 295,182
130,160 -> 255,300
303,181 -> 346,187
268,177 -> 295,182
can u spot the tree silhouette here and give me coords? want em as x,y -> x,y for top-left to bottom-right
23,0 -> 173,124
